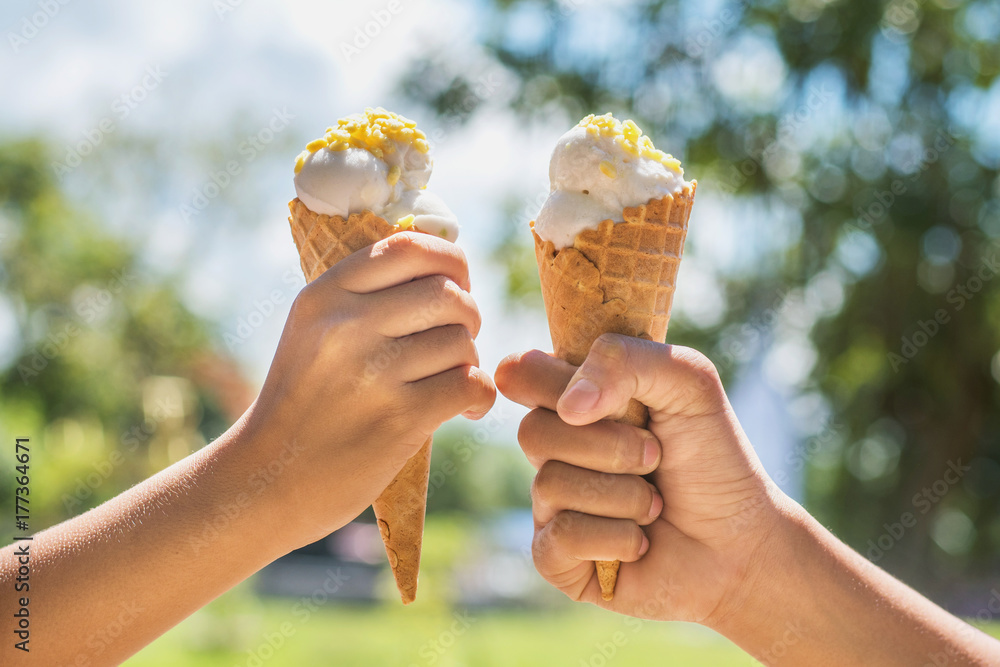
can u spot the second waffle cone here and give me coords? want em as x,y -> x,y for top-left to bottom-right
532,182 -> 696,601
288,197 -> 430,605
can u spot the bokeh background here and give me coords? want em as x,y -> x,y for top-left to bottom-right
2,0 -> 1000,664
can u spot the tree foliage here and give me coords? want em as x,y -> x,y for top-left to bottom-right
399,0 -> 1000,587
0,141 -> 232,529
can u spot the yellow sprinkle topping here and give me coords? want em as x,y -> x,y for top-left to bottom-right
395,214 -> 415,230
622,119 -> 640,143
387,165 -> 401,187
293,150 -> 308,174
301,107 -> 429,160
579,113 -> 682,173
306,138 -> 328,152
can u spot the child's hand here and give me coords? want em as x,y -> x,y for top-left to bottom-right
496,335 -> 781,625
247,232 -> 496,548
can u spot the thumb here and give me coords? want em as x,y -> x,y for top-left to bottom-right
556,334 -> 725,426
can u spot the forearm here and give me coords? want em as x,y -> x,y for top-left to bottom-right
0,413 -> 291,665
711,496 -> 1000,666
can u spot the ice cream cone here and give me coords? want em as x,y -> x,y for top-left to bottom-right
288,197 -> 430,604
532,181 -> 696,600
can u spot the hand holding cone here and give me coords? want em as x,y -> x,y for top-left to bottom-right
288,198 -> 430,604
533,183 -> 697,600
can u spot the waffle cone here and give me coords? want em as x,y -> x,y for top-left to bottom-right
532,182 -> 696,601
288,197 -> 430,604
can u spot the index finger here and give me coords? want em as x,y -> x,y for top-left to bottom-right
329,231 -> 471,294
495,350 -> 576,411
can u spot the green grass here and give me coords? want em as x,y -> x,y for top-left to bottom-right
122,513 -> 1000,666
126,587 -> 1000,667
126,588 -> 746,667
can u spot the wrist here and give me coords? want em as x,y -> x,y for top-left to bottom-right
702,486 -> 810,640
204,407 -> 305,562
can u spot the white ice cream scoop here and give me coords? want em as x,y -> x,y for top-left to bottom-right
534,113 -> 690,249
293,107 -> 460,242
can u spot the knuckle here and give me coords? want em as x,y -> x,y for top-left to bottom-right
547,509 -> 577,541
517,410 -> 545,459
591,333 -> 630,364
609,427 -> 638,474
624,523 -> 645,560
673,347 -> 726,408
465,336 -> 480,367
532,461 -> 561,505
531,529 -> 551,571
629,479 -> 653,517
438,322 -> 467,347
465,296 -> 482,335
290,282 -> 320,318
382,231 -> 421,256
677,346 -> 721,385
455,366 -> 480,394
493,354 -> 519,394
451,242 -> 469,267
425,273 -> 450,303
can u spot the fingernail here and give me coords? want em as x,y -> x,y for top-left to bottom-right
642,438 -> 659,467
562,378 -> 601,413
638,533 -> 650,557
648,492 -> 663,521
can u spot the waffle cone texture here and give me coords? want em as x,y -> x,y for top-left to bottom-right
288,197 -> 430,604
532,182 -> 696,600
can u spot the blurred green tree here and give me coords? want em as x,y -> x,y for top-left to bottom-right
427,422 -> 534,516
398,0 -> 1000,591
0,140 -> 247,533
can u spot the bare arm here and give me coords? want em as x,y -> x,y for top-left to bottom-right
716,501 -> 998,666
0,416 -> 289,665
496,335 -> 1000,666
0,232 -> 495,665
